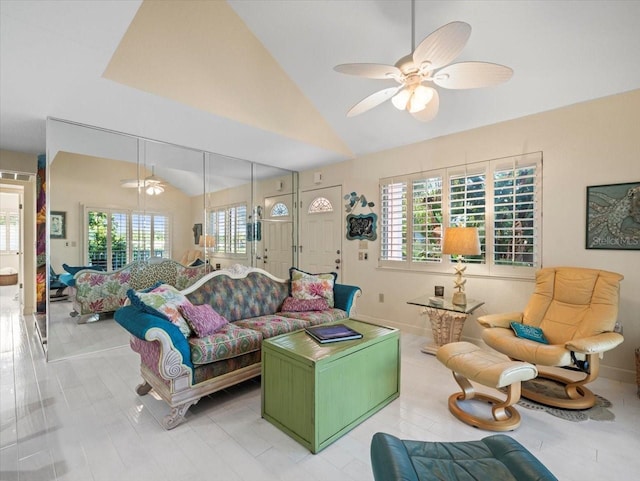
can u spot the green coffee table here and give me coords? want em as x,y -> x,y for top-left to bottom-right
261,319 -> 400,453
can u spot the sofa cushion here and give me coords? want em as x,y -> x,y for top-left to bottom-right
179,303 -> 228,337
281,296 -> 329,312
130,260 -> 178,290
290,267 -> 337,307
188,323 -> 262,365
235,315 -> 309,339
186,272 -> 289,322
279,308 -> 348,326
127,284 -> 192,338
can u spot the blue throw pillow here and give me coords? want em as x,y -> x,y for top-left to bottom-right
510,321 -> 549,344
189,258 -> 204,267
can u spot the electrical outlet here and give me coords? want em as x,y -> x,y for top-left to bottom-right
364,252 -> 368,260
378,293 -> 384,303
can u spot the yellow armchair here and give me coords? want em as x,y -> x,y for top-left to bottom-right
478,266 -> 623,409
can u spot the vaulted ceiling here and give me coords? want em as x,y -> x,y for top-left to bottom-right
2,0 -> 639,172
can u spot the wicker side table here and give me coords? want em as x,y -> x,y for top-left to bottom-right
407,296 -> 484,355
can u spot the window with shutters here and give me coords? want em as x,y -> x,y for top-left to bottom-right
206,203 -> 247,257
85,207 -> 171,270
379,152 -> 541,278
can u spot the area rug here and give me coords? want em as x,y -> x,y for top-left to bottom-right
516,378 -> 614,422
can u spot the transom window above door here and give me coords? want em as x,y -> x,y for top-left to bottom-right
308,197 -> 333,214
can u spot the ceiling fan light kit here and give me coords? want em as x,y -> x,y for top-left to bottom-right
334,1 -> 512,122
120,165 -> 166,196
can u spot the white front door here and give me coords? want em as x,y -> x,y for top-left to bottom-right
262,195 -> 294,279
299,185 -> 343,281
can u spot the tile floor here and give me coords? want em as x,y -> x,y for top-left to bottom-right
46,296 -> 130,361
1,285 -> 639,481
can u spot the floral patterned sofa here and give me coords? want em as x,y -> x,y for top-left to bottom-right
114,266 -> 361,429
68,258 -> 207,323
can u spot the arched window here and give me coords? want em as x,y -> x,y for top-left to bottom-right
270,202 -> 289,217
308,197 -> 333,214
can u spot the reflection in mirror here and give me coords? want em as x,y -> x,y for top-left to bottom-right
201,152 -> 253,271
252,163 -> 298,279
47,120 -> 139,360
46,118 -> 297,361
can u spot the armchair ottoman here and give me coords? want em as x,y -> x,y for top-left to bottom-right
370,432 -> 558,481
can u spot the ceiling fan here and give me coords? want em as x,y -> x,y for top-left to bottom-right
334,1 -> 513,122
120,166 -> 165,195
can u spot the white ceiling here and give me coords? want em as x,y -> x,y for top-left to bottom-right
2,0 -> 640,174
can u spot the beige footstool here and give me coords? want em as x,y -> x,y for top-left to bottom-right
436,341 -> 537,431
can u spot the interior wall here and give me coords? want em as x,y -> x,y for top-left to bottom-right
0,149 -> 37,174
0,150 -> 37,314
50,152 -> 193,271
300,89 -> 640,382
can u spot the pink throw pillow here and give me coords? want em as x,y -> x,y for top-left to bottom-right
281,296 -> 329,312
179,303 -> 228,337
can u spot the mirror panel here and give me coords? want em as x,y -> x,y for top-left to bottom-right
46,119 -> 297,361
202,152 -> 253,270
253,163 -> 298,279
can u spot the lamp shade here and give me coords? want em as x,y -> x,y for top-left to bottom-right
198,234 -> 215,247
442,227 -> 481,256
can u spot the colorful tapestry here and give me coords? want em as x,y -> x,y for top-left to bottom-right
36,154 -> 46,313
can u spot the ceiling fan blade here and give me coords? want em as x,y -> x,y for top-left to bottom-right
412,21 -> 471,71
433,62 -> 513,89
347,86 -> 402,117
334,63 -> 401,80
411,89 -> 440,122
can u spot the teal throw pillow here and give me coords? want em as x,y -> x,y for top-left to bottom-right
510,321 -> 549,344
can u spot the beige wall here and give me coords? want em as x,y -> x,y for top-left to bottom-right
49,152 -> 193,271
0,149 -> 37,174
300,89 -> 640,382
0,149 -> 38,314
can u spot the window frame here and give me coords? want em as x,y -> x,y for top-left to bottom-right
379,152 -> 542,279
206,202 -> 248,258
0,210 -> 19,253
83,206 -> 172,270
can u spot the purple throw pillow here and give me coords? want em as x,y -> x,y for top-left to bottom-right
179,303 -> 228,337
281,296 -> 329,312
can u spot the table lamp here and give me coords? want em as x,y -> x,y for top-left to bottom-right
199,234 -> 215,257
442,227 -> 481,306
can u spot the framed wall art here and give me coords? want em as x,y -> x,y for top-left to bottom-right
585,181 -> 640,250
50,211 -> 66,239
193,223 -> 202,245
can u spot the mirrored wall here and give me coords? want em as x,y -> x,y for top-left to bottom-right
45,118 -> 297,361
